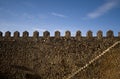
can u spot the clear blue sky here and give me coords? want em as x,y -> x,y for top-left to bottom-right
0,0 -> 120,36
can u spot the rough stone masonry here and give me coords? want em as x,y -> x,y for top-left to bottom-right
0,30 -> 120,79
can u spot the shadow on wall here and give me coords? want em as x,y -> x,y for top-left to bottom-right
0,73 -> 41,79
0,72 -> 13,79
0,65 -> 42,79
25,73 -> 41,79
11,65 -> 42,79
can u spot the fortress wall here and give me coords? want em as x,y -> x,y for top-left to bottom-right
0,30 -> 120,79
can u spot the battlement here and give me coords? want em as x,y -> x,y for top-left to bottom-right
0,30 -> 120,40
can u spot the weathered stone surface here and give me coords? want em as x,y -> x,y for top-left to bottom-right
55,31 -> 60,39
23,31 -> 29,37
0,31 -> 2,37
97,30 -> 103,39
87,30 -> 93,39
33,31 -> 39,38
5,31 -> 11,37
65,31 -> 71,39
0,30 -> 120,79
14,31 -> 20,38
43,31 -> 50,38
76,30 -> 81,41
118,32 -> 120,37
106,30 -> 114,38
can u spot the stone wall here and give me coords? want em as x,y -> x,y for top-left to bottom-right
0,30 -> 120,79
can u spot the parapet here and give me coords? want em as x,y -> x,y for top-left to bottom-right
118,32 -> 120,37
106,30 -> 114,38
0,30 -> 120,40
14,31 -> 20,38
0,31 -> 2,37
75,30 -> 81,41
33,31 -> 39,38
55,31 -> 60,39
5,31 -> 11,38
97,30 -> 103,39
43,31 -> 50,39
23,31 -> 29,37
65,30 -> 71,39
87,30 -> 93,39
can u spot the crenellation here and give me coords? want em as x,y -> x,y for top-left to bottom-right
65,30 -> 71,39
23,31 -> 29,37
0,31 -> 2,37
97,30 -> 103,39
106,30 -> 114,38
5,31 -> 11,38
33,31 -> 39,38
43,31 -> 50,39
87,30 -> 93,39
0,30 -> 119,39
55,31 -> 60,39
14,31 -> 20,38
118,32 -> 120,37
75,30 -> 81,41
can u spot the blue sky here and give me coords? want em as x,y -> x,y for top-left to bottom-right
0,0 -> 120,36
